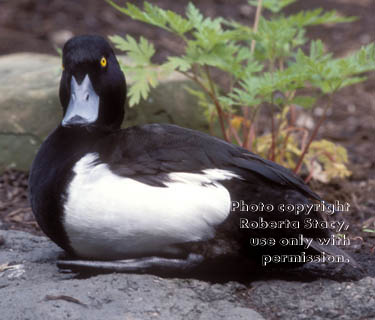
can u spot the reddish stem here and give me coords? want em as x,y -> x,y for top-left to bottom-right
179,70 -> 229,141
294,96 -> 333,174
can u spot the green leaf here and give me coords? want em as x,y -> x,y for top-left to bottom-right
109,35 -> 155,65
107,1 -> 169,30
186,2 -> 204,26
224,20 -> 254,38
54,46 -> 62,57
165,9 -> 193,35
109,35 -> 160,106
302,43 -> 375,93
309,39 -> 327,60
107,1 -> 193,36
126,67 -> 159,107
287,9 -> 356,27
249,0 -> 297,13
291,96 -> 317,109
255,17 -> 300,61
162,56 -> 191,72
363,228 -> 375,233
186,2 -> 223,31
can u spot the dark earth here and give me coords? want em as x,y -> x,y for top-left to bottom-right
0,0 -> 374,319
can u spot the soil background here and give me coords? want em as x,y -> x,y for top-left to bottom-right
0,0 -> 374,273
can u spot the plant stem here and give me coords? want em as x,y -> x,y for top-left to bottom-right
209,111 -> 215,136
228,120 -> 243,145
244,106 -> 260,151
278,126 -> 309,166
179,69 -> 229,141
242,106 -> 250,148
251,0 -> 263,53
243,0 -> 263,149
205,66 -> 230,141
294,94 -> 334,174
268,104 -> 276,161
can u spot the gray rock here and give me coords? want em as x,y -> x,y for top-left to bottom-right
1,229 -> 375,319
247,278 -> 375,320
0,230 -> 263,320
2,229 -> 375,320
0,53 -> 207,172
0,53 -> 61,171
124,80 -> 208,132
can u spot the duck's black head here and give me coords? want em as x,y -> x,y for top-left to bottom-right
60,35 -> 126,130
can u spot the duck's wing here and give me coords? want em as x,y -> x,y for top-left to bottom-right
95,124 -> 360,269
98,123 -> 318,199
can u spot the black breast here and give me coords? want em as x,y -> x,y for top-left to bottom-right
29,126 -> 106,253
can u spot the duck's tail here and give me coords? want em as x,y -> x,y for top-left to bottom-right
304,237 -> 360,269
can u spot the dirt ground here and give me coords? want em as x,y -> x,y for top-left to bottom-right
0,0 -> 374,266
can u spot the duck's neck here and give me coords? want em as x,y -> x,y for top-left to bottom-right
32,125 -> 113,182
54,125 -> 112,154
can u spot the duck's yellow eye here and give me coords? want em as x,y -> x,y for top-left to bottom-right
100,57 -> 107,68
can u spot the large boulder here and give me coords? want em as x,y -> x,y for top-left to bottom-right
1,229 -> 375,320
0,229 -> 264,320
0,53 -> 207,172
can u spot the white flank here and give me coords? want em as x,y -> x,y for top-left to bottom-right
63,153 -> 239,259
